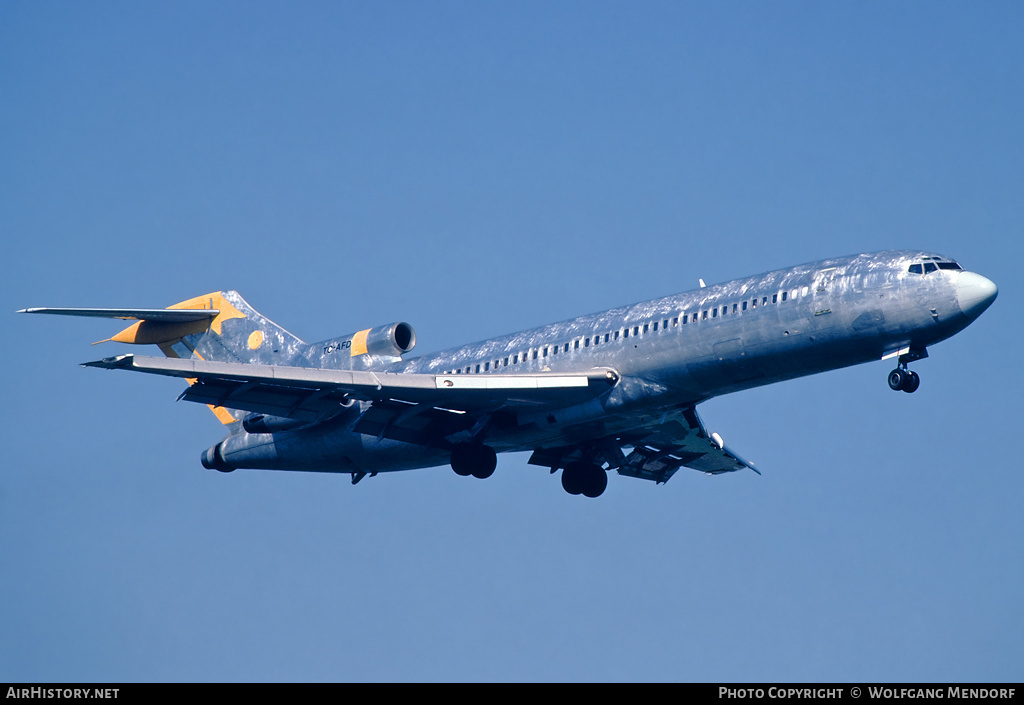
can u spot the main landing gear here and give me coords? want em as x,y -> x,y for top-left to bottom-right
450,442 -> 497,479
887,366 -> 920,393
450,442 -> 610,498
560,462 -> 608,498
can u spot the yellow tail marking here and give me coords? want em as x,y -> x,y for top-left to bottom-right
206,403 -> 238,425
188,349 -> 238,425
159,347 -> 238,426
105,318 -> 210,345
104,292 -> 246,346
350,328 -> 370,356
169,292 -> 246,335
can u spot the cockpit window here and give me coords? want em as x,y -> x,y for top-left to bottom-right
908,259 -> 963,275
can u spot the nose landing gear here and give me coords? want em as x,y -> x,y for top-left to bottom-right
886,347 -> 927,394
888,366 -> 920,393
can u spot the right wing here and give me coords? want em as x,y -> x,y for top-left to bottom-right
528,406 -> 759,484
614,406 -> 759,480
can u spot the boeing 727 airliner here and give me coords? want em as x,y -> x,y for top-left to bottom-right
20,250 -> 997,497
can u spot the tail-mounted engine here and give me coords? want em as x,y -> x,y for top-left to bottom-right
354,322 -> 416,358
316,321 -> 417,367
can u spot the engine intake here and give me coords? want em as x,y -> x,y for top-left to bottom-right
356,322 -> 416,358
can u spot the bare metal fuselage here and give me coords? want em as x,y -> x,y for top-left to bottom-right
213,249 -> 995,478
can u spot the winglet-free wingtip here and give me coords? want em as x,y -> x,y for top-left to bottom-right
81,354 -> 135,369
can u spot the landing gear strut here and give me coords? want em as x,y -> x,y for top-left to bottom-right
887,366 -> 920,393
450,442 -> 497,479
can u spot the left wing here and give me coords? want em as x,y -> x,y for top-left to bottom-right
82,354 -> 753,482
83,354 -> 617,424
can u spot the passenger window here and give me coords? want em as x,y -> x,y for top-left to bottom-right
782,291 -> 787,302
772,294 -> 778,304
742,301 -> 747,311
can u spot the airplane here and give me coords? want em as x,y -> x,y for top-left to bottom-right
19,249 -> 997,498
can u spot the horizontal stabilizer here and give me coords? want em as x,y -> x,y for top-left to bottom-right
17,307 -> 219,323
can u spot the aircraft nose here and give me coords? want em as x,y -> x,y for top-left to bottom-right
956,271 -> 998,319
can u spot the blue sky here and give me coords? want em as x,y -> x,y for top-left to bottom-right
2,1 -> 1021,682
